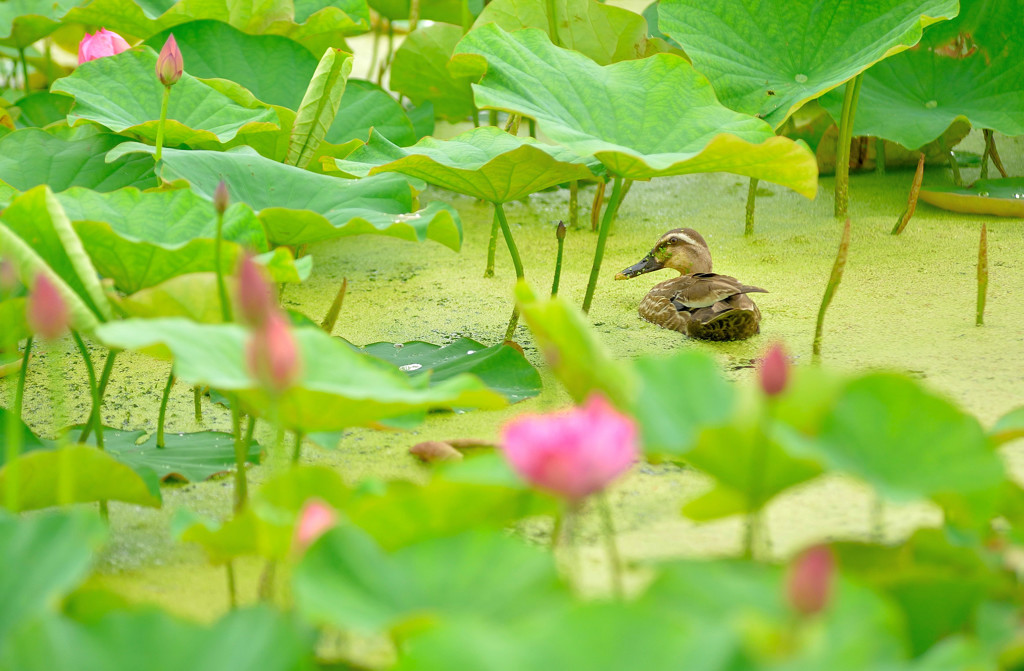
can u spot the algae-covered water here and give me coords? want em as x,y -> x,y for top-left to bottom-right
11,130 -> 1024,621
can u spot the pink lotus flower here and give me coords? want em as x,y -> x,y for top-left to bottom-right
156,34 -> 183,86
77,28 -> 130,65
236,254 -> 275,328
758,342 -> 789,396
246,311 -> 301,393
786,545 -> 835,616
294,499 -> 337,551
500,395 -> 638,501
26,274 -> 68,340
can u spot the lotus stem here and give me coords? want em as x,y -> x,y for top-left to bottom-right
494,202 -> 525,340
812,218 -> 851,361
367,17 -> 381,79
408,0 -> 420,32
5,337 -> 31,511
484,208 -> 499,278
977,224 -> 988,327
528,119 -> 536,138
745,178 -> 758,236
591,180 -> 606,231
552,222 -> 566,297
156,370 -> 175,448
154,85 -> 171,163
503,113 -> 520,136
744,402 -> 772,560
488,110 -> 498,127
569,181 -> 579,228
981,130 -> 991,180
193,385 -> 202,422
892,153 -> 925,236
460,0 -> 472,33
939,136 -> 962,187
13,336 -> 32,425
71,332 -> 104,450
320,278 -> 348,333
376,20 -> 394,86
231,402 -> 251,512
258,559 -> 277,602
597,492 -> 624,599
291,431 -> 305,465
987,130 -> 1009,178
214,209 -> 232,323
833,74 -> 862,218
545,0 -> 560,46
226,562 -> 238,609
79,349 -> 117,443
18,48 -> 28,95
582,175 -> 625,313
875,137 -> 886,175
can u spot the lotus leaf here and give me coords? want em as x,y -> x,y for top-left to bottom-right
108,143 -> 464,249
327,126 -> 597,202
369,0 -> 483,23
0,0 -> 83,48
454,25 -> 818,193
658,0 -> 959,128
992,406 -> 1024,446
390,23 -> 477,122
919,178 -> 1024,218
86,429 -> 262,483
0,129 -> 156,192
286,48 -> 354,169
52,48 -> 278,146
11,93 -> 73,129
94,319 -> 506,431
294,527 -> 563,632
327,79 -> 417,146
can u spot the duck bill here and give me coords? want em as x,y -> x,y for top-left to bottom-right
615,253 -> 662,280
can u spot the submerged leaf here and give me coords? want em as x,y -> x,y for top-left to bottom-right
919,178 -> 1024,218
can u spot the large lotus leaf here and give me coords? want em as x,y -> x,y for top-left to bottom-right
327,79 -> 417,146
327,126 -> 598,202
819,373 -> 1005,502
58,187 -> 266,293
0,0 -> 83,48
144,20 -> 320,109
0,129 -> 156,192
369,0 -> 483,22
0,510 -> 105,646
52,48 -> 278,146
819,40 -> 1024,150
12,93 -> 74,129
109,143 -> 464,249
454,25 -> 818,193
294,527 -> 564,633
66,0 -> 369,53
95,319 -> 507,431
0,446 -> 162,512
658,0 -> 959,129
390,23 -> 477,122
472,0 -> 649,64
95,429 -> 262,483
359,337 -> 542,404
2,607 -> 314,671
0,186 -> 112,331
919,178 -> 1024,218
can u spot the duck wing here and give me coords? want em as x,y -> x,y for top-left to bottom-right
670,273 -> 767,310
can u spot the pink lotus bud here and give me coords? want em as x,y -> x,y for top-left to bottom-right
156,34 -> 183,86
0,259 -> 17,293
786,545 -> 835,617
26,274 -> 68,340
758,342 -> 789,396
500,394 -> 638,501
294,499 -> 337,552
246,312 -> 301,393
236,254 -> 275,327
77,28 -> 130,65
213,180 -> 230,216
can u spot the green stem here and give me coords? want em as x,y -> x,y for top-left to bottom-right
460,0 -> 472,34
549,511 -> 564,550
545,0 -> 560,46
569,180 -> 579,228
291,431 -> 305,465
981,130 -> 991,180
231,402 -> 251,512
156,371 -> 175,448
154,85 -> 171,162
214,210 -> 232,322
484,208 -> 499,278
79,349 -> 117,443
494,202 -> 525,341
408,0 -> 420,31
582,175 -> 625,313
977,224 -> 988,327
551,228 -> 565,297
488,110 -> 498,127
744,178 -> 758,236
875,137 -> 886,175
14,336 -> 32,423
4,336 -> 31,511
940,135 -> 962,187
597,493 -> 624,599
744,402 -> 773,560
226,562 -> 238,609
71,332 -> 103,450
193,385 -> 202,422
367,18 -> 381,79
833,74 -> 862,218
813,218 -> 851,361
18,48 -> 29,95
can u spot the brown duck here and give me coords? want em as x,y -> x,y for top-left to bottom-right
615,228 -> 766,341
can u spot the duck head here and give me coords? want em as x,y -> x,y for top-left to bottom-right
615,228 -> 713,280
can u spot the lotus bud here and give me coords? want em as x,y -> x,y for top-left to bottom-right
246,312 -> 301,393
556,221 -> 566,240
786,545 -> 835,617
0,259 -> 17,293
77,28 -> 131,65
758,342 -> 789,397
26,274 -> 69,340
294,499 -> 337,552
213,180 -> 230,216
236,254 -> 275,327
156,34 -> 183,86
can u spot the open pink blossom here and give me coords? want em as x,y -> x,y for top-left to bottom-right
500,395 -> 638,501
786,545 -> 835,616
77,28 -> 130,65
26,274 -> 68,340
294,499 -> 337,551
246,311 -> 301,393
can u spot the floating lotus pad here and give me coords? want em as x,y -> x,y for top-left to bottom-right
919,179 -> 1024,218
326,126 -> 599,203
658,0 -> 959,128
454,25 -> 817,195
52,47 -> 278,146
108,143 -> 463,249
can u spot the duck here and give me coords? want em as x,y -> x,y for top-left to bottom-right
615,228 -> 766,341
